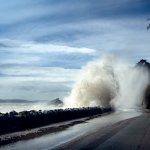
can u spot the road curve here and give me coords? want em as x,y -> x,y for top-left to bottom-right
55,113 -> 150,150
0,111 -> 142,150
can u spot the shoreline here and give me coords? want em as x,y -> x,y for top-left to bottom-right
0,111 -> 142,150
0,110 -> 144,148
0,107 -> 112,135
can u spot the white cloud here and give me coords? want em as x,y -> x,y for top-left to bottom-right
0,67 -> 81,100
0,67 -> 81,82
1,56 -> 42,65
8,17 -> 149,63
0,39 -> 96,67
0,0 -> 149,102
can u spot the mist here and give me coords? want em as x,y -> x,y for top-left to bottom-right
64,56 -> 150,110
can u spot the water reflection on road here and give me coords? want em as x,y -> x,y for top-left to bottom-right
1,111 -> 141,150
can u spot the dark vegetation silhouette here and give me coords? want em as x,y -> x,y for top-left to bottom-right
136,59 -> 150,109
147,18 -> 150,30
136,59 -> 150,69
0,107 -> 112,135
147,24 -> 150,30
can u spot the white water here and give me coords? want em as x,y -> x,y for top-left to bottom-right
1,57 -> 149,113
64,56 -> 149,110
0,102 -> 58,113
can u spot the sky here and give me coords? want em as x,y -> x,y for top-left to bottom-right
0,0 -> 150,100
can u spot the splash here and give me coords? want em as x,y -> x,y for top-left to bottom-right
64,56 -> 150,110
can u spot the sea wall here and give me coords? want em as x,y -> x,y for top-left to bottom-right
0,107 -> 112,135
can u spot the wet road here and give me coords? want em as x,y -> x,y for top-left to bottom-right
0,111 -> 141,150
55,112 -> 150,150
96,113 -> 150,150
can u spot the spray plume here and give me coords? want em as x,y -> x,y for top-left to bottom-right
64,56 -> 150,110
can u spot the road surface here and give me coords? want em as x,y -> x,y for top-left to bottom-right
55,112 -> 150,150
1,111 -> 149,150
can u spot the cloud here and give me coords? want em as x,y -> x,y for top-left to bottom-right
0,39 -> 96,54
0,66 -> 80,81
0,0 -> 150,100
0,66 -> 81,100
0,81 -> 71,100
0,39 -> 96,68
1,0 -> 149,25
0,0 -> 150,41
0,0 -> 149,63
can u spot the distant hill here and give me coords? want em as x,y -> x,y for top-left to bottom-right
0,98 -> 64,106
0,99 -> 36,103
47,98 -> 63,106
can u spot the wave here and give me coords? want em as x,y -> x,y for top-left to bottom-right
64,56 -> 150,110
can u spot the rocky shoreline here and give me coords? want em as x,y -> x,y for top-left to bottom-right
0,116 -> 95,146
0,107 -> 112,146
0,107 -> 112,136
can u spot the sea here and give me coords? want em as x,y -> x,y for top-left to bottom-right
0,102 -> 59,113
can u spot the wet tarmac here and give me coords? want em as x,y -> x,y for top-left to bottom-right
0,110 -> 141,150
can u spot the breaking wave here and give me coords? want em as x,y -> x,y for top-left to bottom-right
64,56 -> 149,110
